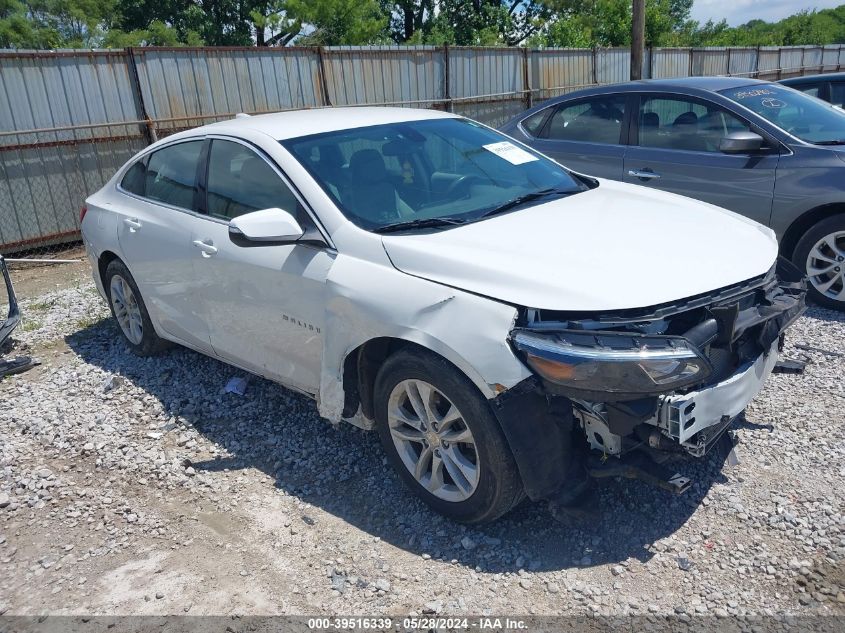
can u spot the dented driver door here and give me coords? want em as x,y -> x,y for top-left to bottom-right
190,138 -> 335,395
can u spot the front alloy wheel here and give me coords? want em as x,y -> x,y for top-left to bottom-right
794,214 -> 845,311
374,349 -> 524,523
805,230 -> 845,304
387,379 -> 479,502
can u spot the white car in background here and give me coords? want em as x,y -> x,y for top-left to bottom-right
81,108 -> 805,523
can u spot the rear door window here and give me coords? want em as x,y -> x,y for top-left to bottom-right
542,96 -> 627,144
144,141 -> 204,210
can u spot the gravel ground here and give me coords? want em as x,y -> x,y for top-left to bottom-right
0,270 -> 843,619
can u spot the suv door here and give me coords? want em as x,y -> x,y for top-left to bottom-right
115,139 -> 213,352
191,137 -> 334,395
519,94 -> 629,179
622,93 -> 780,227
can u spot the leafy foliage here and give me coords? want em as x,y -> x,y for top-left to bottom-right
1,0 -> 844,49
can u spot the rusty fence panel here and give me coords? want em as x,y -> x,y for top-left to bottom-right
448,47 -> 526,127
322,46 -> 444,108
728,48 -> 758,77
0,50 -> 147,255
651,48 -> 691,78
131,46 -> 323,135
530,48 -> 594,103
1,44 -> 842,255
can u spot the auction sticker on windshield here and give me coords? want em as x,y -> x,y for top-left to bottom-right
483,141 -> 538,165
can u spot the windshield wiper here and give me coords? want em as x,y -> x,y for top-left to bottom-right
479,188 -> 573,219
812,139 -> 845,145
373,217 -> 467,234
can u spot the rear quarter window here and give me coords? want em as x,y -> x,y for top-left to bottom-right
520,109 -> 549,137
120,158 -> 147,196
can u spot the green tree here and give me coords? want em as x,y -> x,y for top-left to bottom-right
538,0 -> 692,48
285,0 -> 386,45
379,1 -> 548,46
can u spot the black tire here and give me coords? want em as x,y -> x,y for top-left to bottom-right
103,259 -> 170,356
374,348 -> 524,523
792,214 -> 845,311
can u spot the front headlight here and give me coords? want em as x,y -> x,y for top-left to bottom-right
512,329 -> 711,396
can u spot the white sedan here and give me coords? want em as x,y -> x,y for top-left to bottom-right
82,107 -> 805,523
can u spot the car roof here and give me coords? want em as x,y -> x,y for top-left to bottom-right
201,106 -> 459,140
580,76 -> 769,94
780,72 -> 845,85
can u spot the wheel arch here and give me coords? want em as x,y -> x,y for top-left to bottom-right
780,203 -> 845,260
339,335 -> 498,423
96,250 -> 121,291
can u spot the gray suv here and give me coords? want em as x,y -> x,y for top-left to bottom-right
500,77 -> 845,310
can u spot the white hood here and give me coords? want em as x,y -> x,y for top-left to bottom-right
381,179 -> 778,312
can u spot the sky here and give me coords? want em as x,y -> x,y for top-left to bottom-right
691,0 -> 843,26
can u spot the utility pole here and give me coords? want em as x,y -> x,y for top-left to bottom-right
631,0 -> 645,80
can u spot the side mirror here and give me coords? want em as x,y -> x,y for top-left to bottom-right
720,131 -> 764,154
228,208 -> 304,245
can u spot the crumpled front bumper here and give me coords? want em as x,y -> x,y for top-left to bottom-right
652,257 -> 806,456
656,340 -> 779,455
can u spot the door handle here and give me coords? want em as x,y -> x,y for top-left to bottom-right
628,169 -> 661,180
192,239 -> 218,257
123,217 -> 142,231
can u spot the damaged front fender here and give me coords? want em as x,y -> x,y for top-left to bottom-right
317,253 -> 533,423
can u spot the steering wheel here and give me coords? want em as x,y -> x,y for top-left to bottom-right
445,174 -> 484,199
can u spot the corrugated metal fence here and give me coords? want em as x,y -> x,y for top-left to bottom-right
1,44 -> 843,254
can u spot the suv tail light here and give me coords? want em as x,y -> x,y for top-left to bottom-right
80,204 -> 88,223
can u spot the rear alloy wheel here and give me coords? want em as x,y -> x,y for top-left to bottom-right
374,349 -> 523,523
110,274 -> 143,346
104,259 -> 170,356
793,215 -> 845,311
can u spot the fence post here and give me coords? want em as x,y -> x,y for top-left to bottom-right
316,47 -> 332,107
522,47 -> 532,109
755,45 -> 761,78
444,43 -> 452,112
592,47 -> 598,85
777,48 -> 783,80
726,47 -> 732,76
125,47 -> 156,144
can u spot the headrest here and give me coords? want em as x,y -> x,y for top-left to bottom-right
641,112 -> 660,128
673,111 -> 698,128
349,149 -> 387,184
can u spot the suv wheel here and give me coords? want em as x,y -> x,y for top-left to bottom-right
374,349 -> 523,523
793,214 -> 845,311
104,259 -> 170,356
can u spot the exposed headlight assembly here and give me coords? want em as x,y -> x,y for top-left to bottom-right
512,329 -> 712,396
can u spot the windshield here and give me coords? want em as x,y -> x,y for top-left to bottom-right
282,118 -> 586,231
719,83 -> 845,144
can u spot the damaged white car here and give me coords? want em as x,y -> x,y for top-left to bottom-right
81,108 -> 805,523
